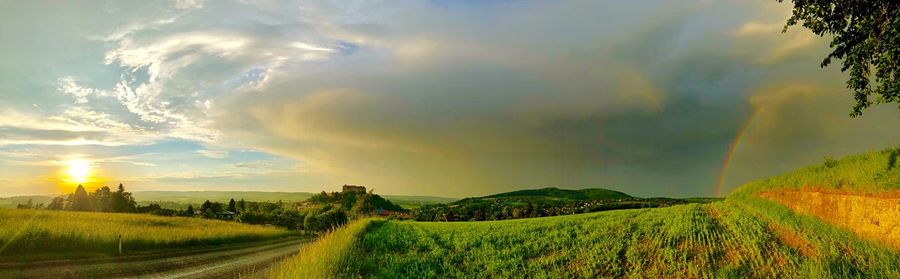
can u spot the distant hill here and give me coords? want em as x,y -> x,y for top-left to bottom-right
131,191 -> 316,204
414,187 -> 688,222
0,196 -> 54,209
479,187 -> 631,201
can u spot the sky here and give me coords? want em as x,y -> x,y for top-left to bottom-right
1,0 -> 898,198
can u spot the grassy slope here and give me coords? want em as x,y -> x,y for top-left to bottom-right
730,147 -> 900,197
0,209 -> 292,259
272,147 -> 900,277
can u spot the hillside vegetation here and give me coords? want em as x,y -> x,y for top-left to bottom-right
730,147 -> 900,196
414,187 -> 690,222
480,187 -> 631,201
736,147 -> 900,249
0,209 -> 291,259
274,147 -> 900,278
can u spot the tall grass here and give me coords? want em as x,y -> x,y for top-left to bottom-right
269,218 -> 378,279
730,147 -> 900,196
0,209 -> 292,258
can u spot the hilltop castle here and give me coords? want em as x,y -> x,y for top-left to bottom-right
342,184 -> 366,193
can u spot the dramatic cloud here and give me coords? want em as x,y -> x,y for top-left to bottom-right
0,0 -> 897,197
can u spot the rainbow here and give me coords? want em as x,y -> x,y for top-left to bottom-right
714,107 -> 765,197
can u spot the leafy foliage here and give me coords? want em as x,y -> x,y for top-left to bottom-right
44,184 -> 139,213
779,0 -> 900,116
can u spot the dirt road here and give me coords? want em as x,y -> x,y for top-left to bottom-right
0,236 -> 309,278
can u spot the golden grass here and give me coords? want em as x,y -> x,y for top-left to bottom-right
269,218 -> 378,279
0,209 -> 292,258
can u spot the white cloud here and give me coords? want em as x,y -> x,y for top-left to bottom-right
173,0 -> 205,10
732,21 -> 782,37
291,42 -> 336,53
197,149 -> 228,159
103,16 -> 181,43
57,77 -> 109,104
58,107 -> 138,133
104,32 -> 250,82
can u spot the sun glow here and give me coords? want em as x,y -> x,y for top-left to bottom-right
65,159 -> 91,184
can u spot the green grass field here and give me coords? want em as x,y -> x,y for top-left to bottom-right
271,147 -> 900,278
0,209 -> 293,259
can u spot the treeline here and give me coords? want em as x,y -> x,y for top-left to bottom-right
17,184 -> 405,234
19,184 -> 141,213
413,198 -> 688,222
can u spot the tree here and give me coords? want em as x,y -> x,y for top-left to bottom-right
238,199 -> 246,212
228,198 -> 237,213
200,200 -> 223,213
16,199 -> 34,209
71,184 -> 92,211
275,210 -> 303,230
779,0 -> 900,116
318,209 -> 348,230
91,186 -> 113,212
350,193 -> 375,218
47,196 -> 66,210
110,184 -> 136,213
304,213 -> 322,232
202,208 -> 216,219
186,205 -> 195,216
201,200 -> 212,212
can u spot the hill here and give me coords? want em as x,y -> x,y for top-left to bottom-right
478,187 -> 631,201
271,147 -> 900,278
414,187 -> 687,222
132,191 -> 315,204
0,196 -> 53,209
306,190 -> 407,214
0,209 -> 291,260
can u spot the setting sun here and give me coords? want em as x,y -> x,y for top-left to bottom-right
65,159 -> 91,184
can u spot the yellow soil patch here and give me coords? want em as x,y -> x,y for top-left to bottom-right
767,223 -> 818,258
760,190 -> 900,249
